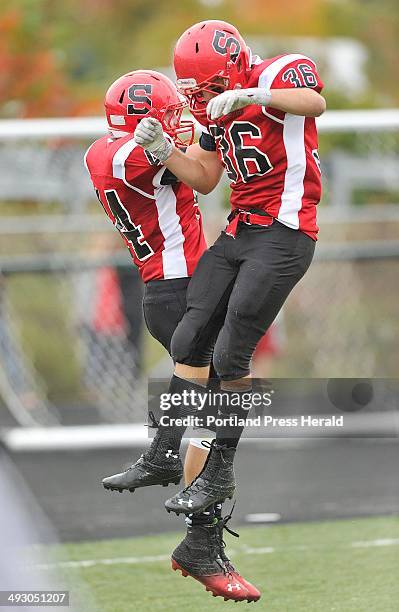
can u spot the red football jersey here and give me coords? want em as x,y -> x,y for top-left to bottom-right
85,134 -> 207,282
201,54 -> 323,240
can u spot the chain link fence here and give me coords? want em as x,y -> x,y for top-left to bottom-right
0,112 -> 398,427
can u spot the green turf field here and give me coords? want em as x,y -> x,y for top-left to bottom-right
43,516 -> 399,611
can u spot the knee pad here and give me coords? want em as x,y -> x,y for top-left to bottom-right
212,345 -> 251,381
170,316 -> 196,364
171,314 -> 212,367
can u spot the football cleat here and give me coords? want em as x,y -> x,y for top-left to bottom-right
216,507 -> 261,603
102,426 -> 183,492
165,441 -> 235,515
171,522 -> 250,602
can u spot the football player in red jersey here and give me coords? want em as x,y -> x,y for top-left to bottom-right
85,70 -> 255,602
133,19 -> 326,598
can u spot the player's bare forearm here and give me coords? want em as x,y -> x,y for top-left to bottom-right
164,144 -> 223,195
269,88 -> 326,117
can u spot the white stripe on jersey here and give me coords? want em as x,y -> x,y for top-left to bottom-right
112,138 -> 156,200
279,114 -> 306,230
257,53 -> 317,90
258,55 -> 311,230
152,167 -> 188,279
83,142 -> 96,174
262,109 -> 284,125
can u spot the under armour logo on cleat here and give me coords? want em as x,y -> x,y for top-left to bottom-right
227,583 -> 241,592
177,498 -> 193,507
165,450 -> 179,459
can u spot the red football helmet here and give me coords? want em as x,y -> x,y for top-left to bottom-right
104,70 -> 194,146
174,20 -> 251,121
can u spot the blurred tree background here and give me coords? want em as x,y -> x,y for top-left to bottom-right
0,0 -> 398,117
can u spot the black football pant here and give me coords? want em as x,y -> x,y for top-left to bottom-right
143,277 -> 191,355
143,276 -> 219,432
171,220 -> 315,381
143,276 -> 229,371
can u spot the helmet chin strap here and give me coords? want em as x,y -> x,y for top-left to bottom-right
247,46 -> 262,67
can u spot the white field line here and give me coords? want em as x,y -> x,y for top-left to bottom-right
35,538 -> 399,571
245,513 -> 282,523
36,554 -> 170,570
351,538 -> 399,548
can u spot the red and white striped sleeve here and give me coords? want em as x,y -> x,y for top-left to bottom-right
258,54 -> 323,93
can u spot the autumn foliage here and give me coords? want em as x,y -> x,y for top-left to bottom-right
0,1 -> 398,119
0,9 -> 75,117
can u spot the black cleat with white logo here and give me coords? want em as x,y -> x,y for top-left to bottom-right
165,442 -> 236,515
102,427 -> 183,493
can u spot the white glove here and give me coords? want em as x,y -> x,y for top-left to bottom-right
207,87 -> 272,121
134,117 -> 173,162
